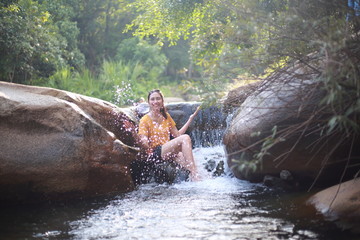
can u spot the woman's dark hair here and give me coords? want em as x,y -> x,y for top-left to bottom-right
147,89 -> 168,119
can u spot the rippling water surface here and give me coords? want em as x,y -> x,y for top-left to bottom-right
0,146 -> 358,240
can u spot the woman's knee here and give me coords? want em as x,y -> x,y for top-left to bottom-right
179,134 -> 191,143
177,152 -> 184,159
179,134 -> 192,150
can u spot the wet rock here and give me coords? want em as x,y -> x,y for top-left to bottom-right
221,82 -> 260,114
213,160 -> 225,177
130,160 -> 189,185
134,102 -> 149,118
280,170 -> 293,181
263,175 -> 292,190
204,159 -> 217,172
263,175 -> 280,187
223,60 -> 360,188
307,178 -> 360,233
0,82 -> 138,204
262,170 -> 298,190
154,162 -> 190,184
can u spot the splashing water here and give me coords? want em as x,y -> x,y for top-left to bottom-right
114,82 -> 135,106
65,147 -> 348,240
69,146 -> 261,240
0,146 -> 354,240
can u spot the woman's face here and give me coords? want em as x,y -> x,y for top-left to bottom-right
148,92 -> 163,111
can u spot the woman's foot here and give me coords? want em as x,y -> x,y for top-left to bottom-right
190,172 -> 201,181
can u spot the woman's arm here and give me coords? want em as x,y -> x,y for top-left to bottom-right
170,125 -> 181,138
138,134 -> 150,150
178,106 -> 201,135
123,119 -> 151,153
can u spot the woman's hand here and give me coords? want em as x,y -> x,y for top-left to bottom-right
178,105 -> 201,135
189,106 -> 201,121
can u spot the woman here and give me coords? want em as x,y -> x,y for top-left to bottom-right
138,89 -> 200,181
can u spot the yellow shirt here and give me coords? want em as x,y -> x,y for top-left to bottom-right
138,113 -> 176,149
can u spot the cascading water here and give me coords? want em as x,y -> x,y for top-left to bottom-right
12,145 -> 350,240
0,104 -> 356,240
137,101 -> 228,148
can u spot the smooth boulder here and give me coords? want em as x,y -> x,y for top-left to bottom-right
223,62 -> 359,187
0,82 -> 139,203
307,178 -> 360,233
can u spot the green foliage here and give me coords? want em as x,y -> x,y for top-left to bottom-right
0,0 -> 84,83
115,37 -> 168,76
1,0 -> 194,95
100,60 -> 160,106
254,126 -> 286,161
128,0 -> 358,78
72,0 -> 135,70
162,39 -> 192,81
33,59 -> 164,106
231,153 -> 261,178
33,67 -> 102,97
41,0 -> 85,70
43,67 -> 73,89
0,0 -> 58,82
126,0 -> 201,45
129,0 -> 360,133
319,38 -> 360,136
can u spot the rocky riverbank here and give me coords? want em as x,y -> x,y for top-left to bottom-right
1,80 -> 359,233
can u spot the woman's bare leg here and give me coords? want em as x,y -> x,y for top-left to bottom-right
161,134 -> 198,180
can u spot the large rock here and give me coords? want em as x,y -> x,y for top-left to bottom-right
0,82 -> 139,204
221,82 -> 260,114
223,63 -> 360,187
307,178 -> 360,233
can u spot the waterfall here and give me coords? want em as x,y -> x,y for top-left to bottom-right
132,102 -> 229,184
135,102 -> 229,148
166,102 -> 228,148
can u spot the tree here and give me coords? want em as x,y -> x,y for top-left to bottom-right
128,0 -> 359,117
115,37 -> 168,75
128,0 -> 360,178
0,0 -> 84,83
128,0 -> 358,74
0,0 -> 56,82
72,0 -> 135,73
39,0 -> 85,70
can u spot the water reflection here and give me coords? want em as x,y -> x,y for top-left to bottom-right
0,146 -> 358,240
67,146 -> 356,240
68,177 -> 325,240
69,179 -> 255,240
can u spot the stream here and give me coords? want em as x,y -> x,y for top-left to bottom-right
0,145 -> 358,240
